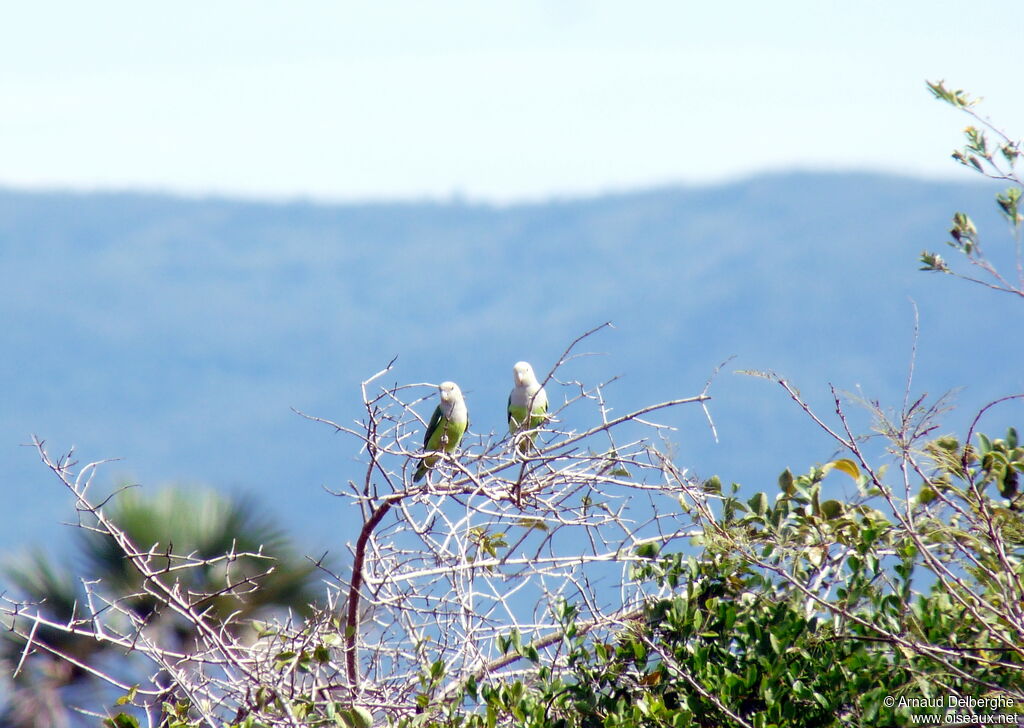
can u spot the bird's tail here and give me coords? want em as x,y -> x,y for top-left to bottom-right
414,454 -> 439,482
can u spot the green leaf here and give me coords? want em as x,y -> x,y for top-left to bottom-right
104,715 -> 140,728
322,632 -> 343,647
430,659 -> 446,679
998,465 -> 1019,499
920,250 -> 949,272
778,468 -> 795,495
996,186 -> 1023,225
916,485 -> 937,505
114,685 -> 139,706
819,500 -> 843,519
273,650 -> 297,670
822,459 -> 859,480
748,492 -> 768,516
516,517 -> 549,532
926,80 -> 975,108
635,542 -> 660,559
349,706 -> 374,728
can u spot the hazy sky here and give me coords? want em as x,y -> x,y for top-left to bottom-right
4,1 -> 1022,201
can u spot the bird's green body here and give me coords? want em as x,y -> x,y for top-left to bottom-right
507,402 -> 547,431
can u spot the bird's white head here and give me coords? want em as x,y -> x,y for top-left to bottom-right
513,361 -> 537,388
439,381 -> 462,404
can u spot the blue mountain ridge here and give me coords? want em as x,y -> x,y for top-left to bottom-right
1,172 -> 1021,557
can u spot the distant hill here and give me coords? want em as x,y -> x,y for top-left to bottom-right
2,173 -> 1021,555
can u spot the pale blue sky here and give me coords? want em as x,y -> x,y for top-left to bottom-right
3,1 -> 1021,201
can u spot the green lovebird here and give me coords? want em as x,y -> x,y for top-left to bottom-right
507,361 -> 548,452
413,381 -> 469,482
